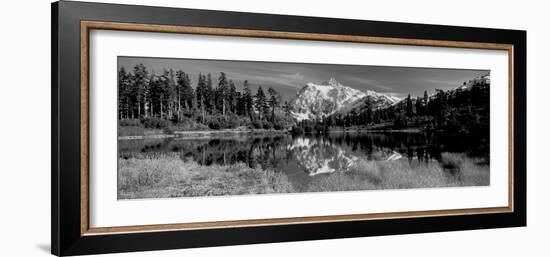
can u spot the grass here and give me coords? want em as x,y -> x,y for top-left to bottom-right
118,124 -> 290,138
118,125 -> 164,137
118,151 -> 489,199
306,152 -> 489,192
118,153 -> 294,199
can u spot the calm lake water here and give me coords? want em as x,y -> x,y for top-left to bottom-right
119,132 -> 490,191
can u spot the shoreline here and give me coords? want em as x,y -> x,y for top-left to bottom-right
328,128 -> 423,133
118,127 -> 427,140
118,128 -> 290,140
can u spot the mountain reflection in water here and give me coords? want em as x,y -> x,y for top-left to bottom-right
119,132 -> 489,191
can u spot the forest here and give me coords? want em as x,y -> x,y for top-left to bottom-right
118,64 -> 294,132
118,63 -> 489,141
295,76 -> 490,140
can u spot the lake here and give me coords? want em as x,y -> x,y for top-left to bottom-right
118,132 -> 490,193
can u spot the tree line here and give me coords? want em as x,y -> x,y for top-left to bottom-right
118,64 -> 294,130
296,75 -> 490,139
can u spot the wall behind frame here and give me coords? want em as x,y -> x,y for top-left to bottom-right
0,0 -> 545,256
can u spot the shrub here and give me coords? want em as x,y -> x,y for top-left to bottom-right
141,117 -> 171,129
273,122 -> 284,130
393,114 -> 407,129
119,119 -> 141,127
226,112 -> 242,128
208,119 -> 222,129
262,121 -> 273,130
252,119 -> 263,129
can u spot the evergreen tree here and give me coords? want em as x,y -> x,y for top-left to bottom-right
148,73 -> 161,117
423,90 -> 429,115
242,80 -> 253,118
228,80 -> 237,113
195,73 -> 207,121
132,63 -> 149,119
415,96 -> 422,115
283,101 -> 291,117
155,69 -> 177,120
235,92 -> 245,116
176,70 -> 194,114
158,70 -> 172,119
217,72 -> 228,116
118,67 -> 132,119
254,86 -> 269,120
267,87 -> 281,122
167,69 -> 177,119
406,94 -> 413,117
366,104 -> 373,124
206,73 -> 214,114
432,89 -> 448,128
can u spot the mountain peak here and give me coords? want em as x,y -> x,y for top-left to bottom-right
321,77 -> 341,87
290,79 -> 367,121
290,78 -> 402,121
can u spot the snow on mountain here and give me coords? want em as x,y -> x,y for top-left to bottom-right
289,78 -> 399,121
338,89 -> 401,114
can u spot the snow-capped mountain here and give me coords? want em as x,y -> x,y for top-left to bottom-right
289,78 -> 399,121
337,89 -> 401,115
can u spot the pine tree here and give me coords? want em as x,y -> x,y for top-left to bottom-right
283,101 -> 291,117
235,92 -> 245,116
366,104 -> 373,124
228,80 -> 237,113
206,73 -> 213,114
195,73 -> 207,122
118,67 -> 132,119
254,86 -> 268,120
423,90 -> 429,115
158,70 -> 171,119
242,80 -> 253,118
176,70 -> 194,115
148,73 -> 160,117
415,96 -> 422,116
406,94 -> 413,117
217,72 -> 228,116
132,64 -> 149,119
267,87 -> 281,122
167,69 -> 177,119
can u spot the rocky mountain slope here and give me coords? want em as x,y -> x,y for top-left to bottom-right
289,78 -> 400,121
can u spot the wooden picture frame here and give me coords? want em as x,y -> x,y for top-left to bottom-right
52,1 -> 526,256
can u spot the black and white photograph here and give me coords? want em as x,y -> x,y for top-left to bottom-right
1,0 -> 539,256
117,56 -> 491,199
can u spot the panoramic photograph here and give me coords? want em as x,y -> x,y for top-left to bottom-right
117,56 -> 491,200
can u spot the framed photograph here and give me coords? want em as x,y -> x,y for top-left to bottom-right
52,1 -> 526,256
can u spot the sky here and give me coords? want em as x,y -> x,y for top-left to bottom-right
118,56 -> 489,101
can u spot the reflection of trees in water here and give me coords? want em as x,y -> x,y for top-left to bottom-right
118,132 -> 488,174
184,136 -> 292,172
332,132 -> 487,161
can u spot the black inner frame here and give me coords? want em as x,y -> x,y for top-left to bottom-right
51,1 -> 526,256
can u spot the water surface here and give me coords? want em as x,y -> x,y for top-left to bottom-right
119,132 -> 490,191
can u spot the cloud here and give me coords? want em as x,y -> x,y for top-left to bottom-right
344,76 -> 394,91
280,72 -> 305,81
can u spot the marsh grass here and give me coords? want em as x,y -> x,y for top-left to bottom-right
307,152 -> 489,192
118,153 -> 293,199
118,151 -> 488,199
